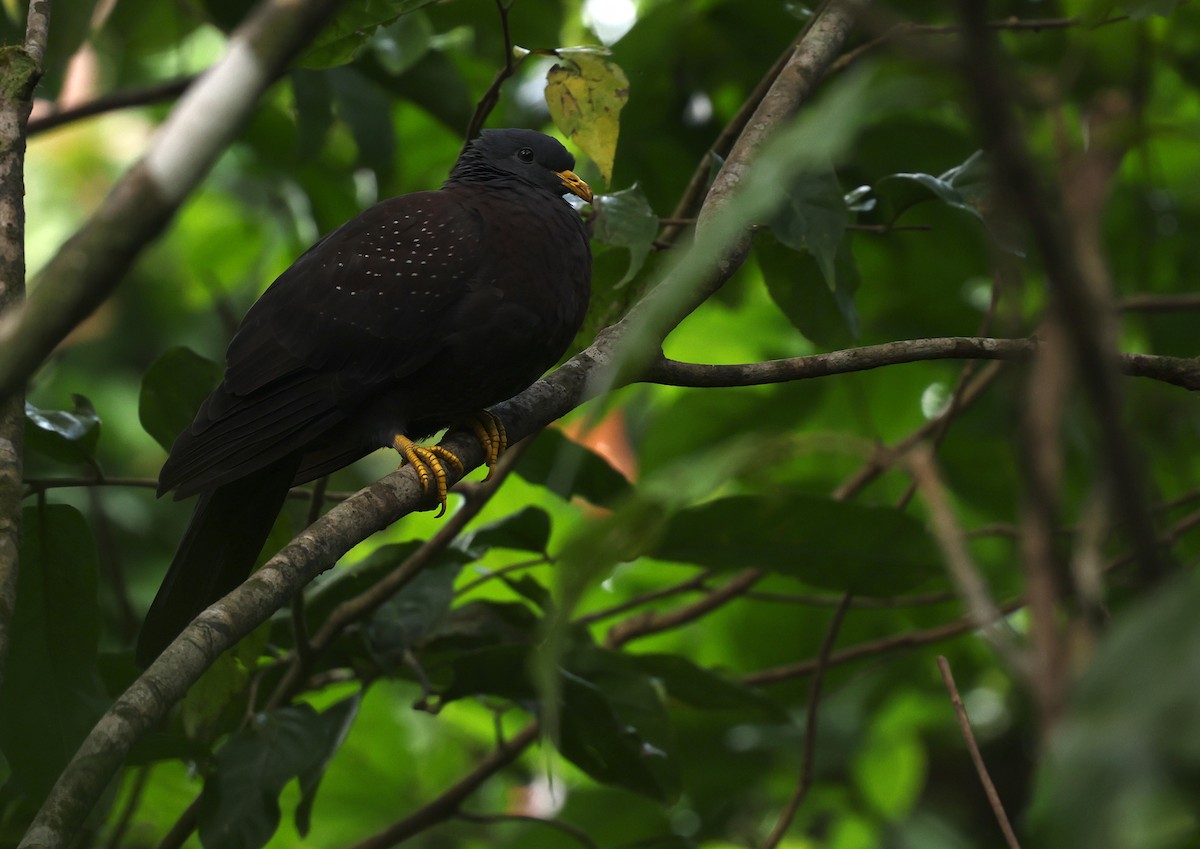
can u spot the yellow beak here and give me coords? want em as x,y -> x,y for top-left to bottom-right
556,169 -> 593,204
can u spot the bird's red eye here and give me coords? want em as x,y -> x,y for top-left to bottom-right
517,147 -> 534,162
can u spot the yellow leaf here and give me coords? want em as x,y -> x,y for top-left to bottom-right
545,51 -> 629,186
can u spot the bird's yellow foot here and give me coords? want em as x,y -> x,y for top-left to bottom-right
467,410 -> 508,481
393,434 -> 464,517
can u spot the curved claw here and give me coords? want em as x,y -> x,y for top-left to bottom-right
468,411 -> 508,481
393,434 -> 464,517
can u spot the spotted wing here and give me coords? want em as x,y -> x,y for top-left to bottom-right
159,191 -> 487,497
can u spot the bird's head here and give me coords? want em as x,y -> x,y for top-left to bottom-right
450,129 -> 593,204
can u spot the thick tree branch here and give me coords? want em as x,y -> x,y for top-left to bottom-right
0,0 -> 347,404
0,0 -> 47,694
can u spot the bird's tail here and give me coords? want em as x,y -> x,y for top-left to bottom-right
135,460 -> 297,667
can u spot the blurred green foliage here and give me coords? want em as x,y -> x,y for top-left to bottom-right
5,0 -> 1200,847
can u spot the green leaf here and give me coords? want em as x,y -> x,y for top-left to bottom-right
0,506 -> 106,800
290,69 -> 335,162
756,230 -> 855,348
629,653 -> 788,720
650,494 -> 942,597
496,574 -> 552,610
24,395 -> 101,465
426,600 -> 541,648
592,184 -> 659,287
295,694 -> 362,836
139,347 -> 222,452
771,169 -> 849,286
369,11 -> 434,76
852,728 -> 927,820
364,556 -> 464,658
328,67 -> 396,178
881,150 -> 1023,254
302,542 -> 471,629
296,0 -> 438,70
559,646 -> 680,802
199,704 -> 335,849
460,506 -> 552,556
439,643 -> 536,703
546,51 -> 630,185
515,428 -> 631,507
1125,0 -> 1179,19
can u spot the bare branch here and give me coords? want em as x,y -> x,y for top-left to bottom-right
28,76 -> 194,137
347,723 -> 540,849
937,656 -> 1023,849
906,445 -> 1030,676
744,598 -> 1027,686
605,569 -> 763,648
646,337 -> 1200,391
762,594 -> 851,849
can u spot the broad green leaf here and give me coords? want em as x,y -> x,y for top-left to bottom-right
199,705 -> 330,849
296,0 -> 438,69
328,67 -> 396,178
0,506 -> 106,800
496,574 -> 552,610
139,347 -> 222,452
881,150 -> 1023,254
629,653 -> 788,720
302,542 -> 472,630
364,557 -> 463,658
559,646 -> 680,801
460,506 -> 552,556
295,694 -> 362,836
771,169 -> 849,287
756,230 -> 855,348
1126,0 -> 1181,17
515,427 -> 631,507
369,11 -> 434,76
650,494 -> 942,597
425,600 -> 541,647
592,184 -> 659,287
24,395 -> 101,465
290,69 -> 335,162
546,51 -> 630,185
852,729 -> 927,820
439,643 -> 535,703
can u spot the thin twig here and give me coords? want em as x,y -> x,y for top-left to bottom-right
28,76 -> 195,136
761,593 -> 852,849
744,597 -> 1027,686
463,0 -> 524,143
937,656 -> 1022,849
604,568 -> 763,648
347,722 -> 541,849
906,446 -> 1029,675
575,569 -> 714,625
